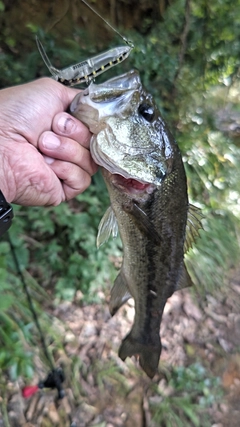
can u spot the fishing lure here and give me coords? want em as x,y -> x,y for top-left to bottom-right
37,0 -> 134,87
36,38 -> 133,87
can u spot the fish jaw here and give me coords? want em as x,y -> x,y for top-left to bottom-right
90,129 -> 168,186
70,70 -> 141,130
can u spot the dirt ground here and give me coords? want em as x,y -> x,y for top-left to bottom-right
2,269 -> 240,427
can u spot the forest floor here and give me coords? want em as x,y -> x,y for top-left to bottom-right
2,268 -> 240,427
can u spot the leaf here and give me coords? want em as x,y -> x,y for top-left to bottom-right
181,402 -> 200,426
0,294 -> 14,310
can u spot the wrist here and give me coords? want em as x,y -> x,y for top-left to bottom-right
0,172 -> 11,204
0,189 -> 14,237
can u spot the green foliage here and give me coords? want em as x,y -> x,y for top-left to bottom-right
149,363 -> 223,427
0,242 -> 34,378
94,359 -> 129,395
0,24 -> 100,88
186,210 -> 240,292
4,173 -> 120,303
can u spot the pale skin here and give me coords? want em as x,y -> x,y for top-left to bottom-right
0,77 -> 98,206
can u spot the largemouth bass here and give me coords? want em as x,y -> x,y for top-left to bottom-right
70,70 -> 202,378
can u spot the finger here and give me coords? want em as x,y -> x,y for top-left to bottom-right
43,156 -> 92,200
39,131 -> 98,176
52,112 -> 91,148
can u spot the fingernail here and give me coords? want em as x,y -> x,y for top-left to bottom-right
42,133 -> 61,149
43,155 -> 55,164
70,93 -> 82,113
57,116 -> 75,134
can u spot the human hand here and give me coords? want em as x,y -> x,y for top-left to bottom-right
0,78 -> 98,206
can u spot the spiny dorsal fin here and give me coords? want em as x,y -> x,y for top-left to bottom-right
184,204 -> 204,254
96,206 -> 118,248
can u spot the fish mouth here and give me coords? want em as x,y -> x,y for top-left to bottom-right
111,173 -> 156,195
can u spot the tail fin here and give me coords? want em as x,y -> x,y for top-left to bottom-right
118,333 -> 161,379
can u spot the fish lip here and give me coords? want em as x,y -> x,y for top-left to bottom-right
88,70 -> 141,99
110,173 -> 156,195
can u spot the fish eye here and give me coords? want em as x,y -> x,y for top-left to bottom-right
138,103 -> 155,122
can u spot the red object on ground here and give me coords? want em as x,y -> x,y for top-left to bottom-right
22,385 -> 39,398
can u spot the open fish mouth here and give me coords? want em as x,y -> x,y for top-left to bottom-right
110,173 -> 156,195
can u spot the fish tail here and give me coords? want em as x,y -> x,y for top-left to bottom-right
118,333 -> 161,379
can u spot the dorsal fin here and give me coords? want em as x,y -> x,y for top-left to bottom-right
184,204 -> 204,253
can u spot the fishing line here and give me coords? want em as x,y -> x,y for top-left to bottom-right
81,0 -> 134,48
7,232 -> 65,401
7,232 -> 54,370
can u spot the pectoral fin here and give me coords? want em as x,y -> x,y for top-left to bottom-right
97,206 -> 118,248
109,271 -> 132,316
122,202 -> 162,245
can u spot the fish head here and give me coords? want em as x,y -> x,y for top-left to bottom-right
70,70 -> 178,199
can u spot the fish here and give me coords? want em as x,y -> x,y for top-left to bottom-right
70,70 -> 202,378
